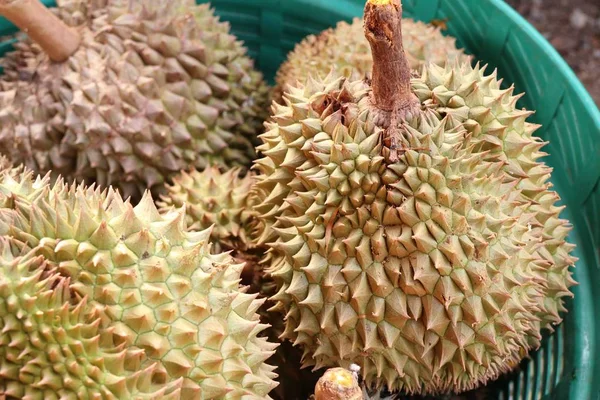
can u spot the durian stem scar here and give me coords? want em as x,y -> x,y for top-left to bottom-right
314,368 -> 362,400
0,0 -> 81,62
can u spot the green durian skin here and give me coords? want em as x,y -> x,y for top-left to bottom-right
154,156 -> 323,400
0,0 -> 270,202
157,166 -> 260,253
0,169 -> 279,400
0,236 -> 183,400
254,62 -> 576,395
157,165 -> 324,400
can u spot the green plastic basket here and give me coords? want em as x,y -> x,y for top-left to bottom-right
1,1 -> 599,399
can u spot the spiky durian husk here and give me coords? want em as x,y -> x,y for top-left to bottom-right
155,165 -> 275,314
257,275 -> 321,400
157,166 -> 260,253
0,67 -> 74,183
155,166 -> 321,400
0,172 -> 278,400
0,236 -> 183,399
0,0 -> 270,201
53,0 -> 108,24
253,65 -> 576,394
0,0 -> 103,184
152,167 -> 318,400
411,62 -> 578,331
0,164 -> 52,216
273,17 -> 470,101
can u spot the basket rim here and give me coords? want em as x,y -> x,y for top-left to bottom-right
489,0 -> 600,129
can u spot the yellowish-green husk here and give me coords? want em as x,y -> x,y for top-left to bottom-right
0,236 -> 184,399
0,167 -> 279,400
254,62 -> 577,394
157,166 -> 261,254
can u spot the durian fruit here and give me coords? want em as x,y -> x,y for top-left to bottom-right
156,167 -> 322,400
0,171 -> 279,399
254,0 -> 576,395
157,166 -> 260,254
156,166 -> 267,296
0,236 -> 184,399
0,0 -> 94,183
273,16 -> 470,100
0,0 -> 270,200
0,54 -> 76,182
155,165 -> 269,288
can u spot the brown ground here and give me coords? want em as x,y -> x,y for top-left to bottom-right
506,0 -> 600,106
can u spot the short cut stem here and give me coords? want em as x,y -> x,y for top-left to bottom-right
314,368 -> 362,400
364,0 -> 419,117
0,0 -> 81,62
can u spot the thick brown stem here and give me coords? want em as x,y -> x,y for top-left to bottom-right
364,0 -> 419,121
0,0 -> 81,62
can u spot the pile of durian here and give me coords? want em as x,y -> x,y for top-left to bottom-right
0,0 -> 577,399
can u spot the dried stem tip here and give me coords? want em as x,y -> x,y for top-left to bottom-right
314,368 -> 362,400
364,0 -> 419,117
0,0 -> 81,62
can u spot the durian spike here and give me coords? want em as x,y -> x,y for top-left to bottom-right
0,0 -> 81,61
314,367 -> 363,400
364,0 -> 420,124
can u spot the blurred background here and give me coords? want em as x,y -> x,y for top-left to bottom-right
506,0 -> 600,106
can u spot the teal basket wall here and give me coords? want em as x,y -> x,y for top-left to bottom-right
1,1 -> 599,399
